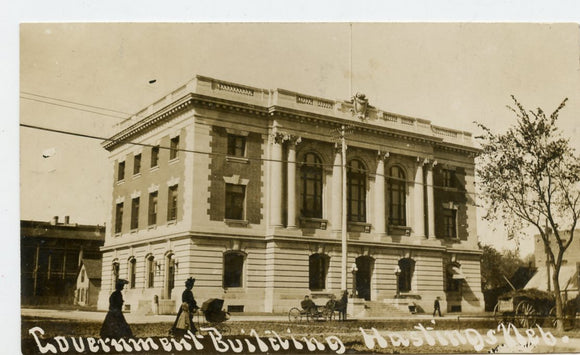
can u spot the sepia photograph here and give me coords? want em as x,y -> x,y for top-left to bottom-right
16,17 -> 580,354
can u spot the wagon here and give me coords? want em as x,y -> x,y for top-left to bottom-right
288,303 -> 334,322
493,289 -> 555,328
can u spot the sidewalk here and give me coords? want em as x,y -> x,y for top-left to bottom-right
21,307 -> 472,324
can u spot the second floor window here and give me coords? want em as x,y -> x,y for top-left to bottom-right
148,191 -> 158,226
131,197 -> 140,230
227,135 -> 246,157
225,184 -> 245,220
300,153 -> 323,218
347,160 -> 367,222
117,161 -> 125,181
388,166 -> 407,226
133,154 -> 141,175
443,169 -> 456,188
115,202 -> 123,234
167,185 -> 178,221
170,136 -> 180,160
443,208 -> 457,238
151,146 -> 160,168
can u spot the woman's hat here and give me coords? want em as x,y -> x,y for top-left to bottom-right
116,279 -> 129,287
185,277 -> 196,286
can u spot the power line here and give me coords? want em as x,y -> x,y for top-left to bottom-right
24,122 -> 579,210
20,91 -> 132,116
20,96 -> 128,120
18,122 -> 485,199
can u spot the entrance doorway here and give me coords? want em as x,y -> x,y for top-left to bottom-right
356,256 -> 374,301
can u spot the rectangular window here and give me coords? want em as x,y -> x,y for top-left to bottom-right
227,135 -> 246,157
443,208 -> 457,238
223,252 -> 244,288
117,161 -> 125,181
131,197 -> 140,230
167,185 -> 178,221
170,136 -> 180,160
151,146 -> 160,168
225,184 -> 245,220
115,202 -> 123,234
133,154 -> 141,175
148,191 -> 158,226
443,169 -> 456,188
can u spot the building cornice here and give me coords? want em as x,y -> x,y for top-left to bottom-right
103,75 -> 478,155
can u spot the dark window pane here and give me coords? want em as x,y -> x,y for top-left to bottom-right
118,161 -> 125,181
133,154 -> 141,175
148,192 -> 158,226
115,203 -> 123,234
225,184 -> 245,220
170,136 -> 180,160
223,252 -> 244,288
151,146 -> 160,167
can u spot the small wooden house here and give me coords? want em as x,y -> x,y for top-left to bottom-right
75,258 -> 102,307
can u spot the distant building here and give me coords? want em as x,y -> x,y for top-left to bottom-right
75,258 -> 102,307
98,75 -> 483,315
21,217 -> 105,305
525,230 -> 580,299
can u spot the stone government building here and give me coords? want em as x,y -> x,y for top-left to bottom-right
97,75 -> 483,315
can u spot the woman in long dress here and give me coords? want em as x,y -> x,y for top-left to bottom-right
171,277 -> 198,336
100,279 -> 133,339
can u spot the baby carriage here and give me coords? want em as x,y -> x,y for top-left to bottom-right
197,298 -> 231,334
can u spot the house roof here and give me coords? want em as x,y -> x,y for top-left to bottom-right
81,258 -> 102,280
21,220 -> 105,242
525,265 -> 578,291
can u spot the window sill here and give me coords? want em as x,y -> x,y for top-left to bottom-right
147,224 -> 157,230
114,233 -> 122,237
169,157 -> 179,165
167,219 -> 177,226
224,219 -> 249,227
130,229 -> 138,234
150,165 -> 159,172
226,156 -> 249,164
116,179 -> 125,185
348,221 -> 372,233
388,225 -> 412,236
133,173 -> 142,179
299,217 -> 328,230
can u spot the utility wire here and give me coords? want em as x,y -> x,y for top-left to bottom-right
17,122 -> 492,200
20,91 -> 132,115
21,123 -> 580,209
20,96 -> 128,120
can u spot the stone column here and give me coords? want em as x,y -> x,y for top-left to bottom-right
414,158 -> 425,238
270,131 -> 283,228
286,137 -> 301,229
374,151 -> 387,234
331,147 -> 342,232
426,160 -> 437,239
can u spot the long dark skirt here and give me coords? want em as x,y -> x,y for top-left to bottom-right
100,310 -> 133,339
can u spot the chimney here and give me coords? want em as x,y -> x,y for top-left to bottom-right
50,216 -> 59,225
64,216 -> 70,224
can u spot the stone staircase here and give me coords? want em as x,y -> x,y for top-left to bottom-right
350,299 -> 413,318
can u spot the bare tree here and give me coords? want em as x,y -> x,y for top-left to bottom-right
476,96 -> 580,331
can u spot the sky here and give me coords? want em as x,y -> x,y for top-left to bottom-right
18,22 -> 580,258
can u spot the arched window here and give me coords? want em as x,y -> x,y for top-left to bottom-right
347,160 -> 367,222
112,261 -> 120,288
398,258 -> 415,292
300,153 -> 323,218
223,251 -> 245,288
146,255 -> 155,288
388,166 -> 406,226
128,257 -> 136,289
309,253 -> 329,291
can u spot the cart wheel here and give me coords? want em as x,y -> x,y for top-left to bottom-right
493,304 -> 503,325
288,307 -> 301,322
322,307 -> 333,321
515,301 -> 538,328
